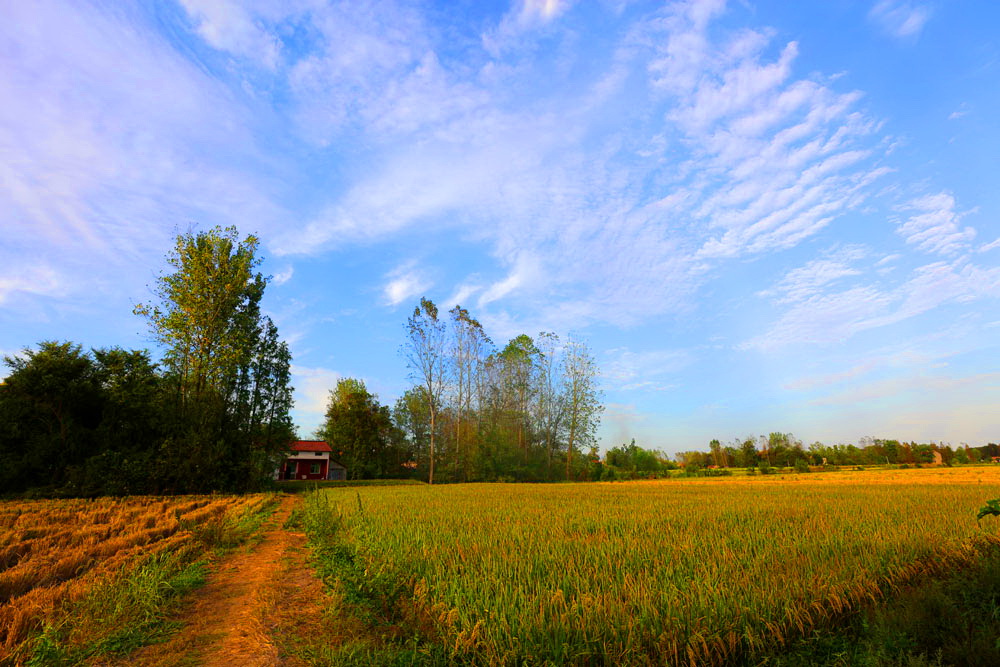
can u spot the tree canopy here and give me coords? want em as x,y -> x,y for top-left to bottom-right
0,226 -> 296,496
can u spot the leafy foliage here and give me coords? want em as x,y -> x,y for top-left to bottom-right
395,299 -> 604,483
0,226 -> 295,496
977,498 -> 1000,521
317,379 -> 409,480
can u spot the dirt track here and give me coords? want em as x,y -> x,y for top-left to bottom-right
106,495 -> 328,666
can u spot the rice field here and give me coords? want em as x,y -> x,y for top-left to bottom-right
302,466 -> 1000,665
0,493 -> 276,664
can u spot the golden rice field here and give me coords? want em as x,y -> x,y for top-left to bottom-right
304,466 -> 1000,665
0,493 -> 275,664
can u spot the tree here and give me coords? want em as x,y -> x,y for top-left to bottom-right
562,335 -> 603,480
318,379 -> 399,479
0,343 -> 170,495
499,334 -> 541,463
402,298 -> 447,484
709,439 -> 725,467
448,305 -> 489,482
534,332 -> 565,478
134,226 -> 294,492
739,437 -> 758,468
0,342 -> 103,490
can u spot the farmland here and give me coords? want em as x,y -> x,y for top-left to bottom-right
0,494 -> 276,665
1,468 -> 998,665
299,466 -> 1000,665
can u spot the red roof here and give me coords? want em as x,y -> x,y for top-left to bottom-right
290,440 -> 332,453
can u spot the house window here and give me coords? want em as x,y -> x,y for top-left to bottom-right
315,452 -> 322,456
310,463 -> 320,474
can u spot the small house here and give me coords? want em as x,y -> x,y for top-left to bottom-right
276,440 -> 347,481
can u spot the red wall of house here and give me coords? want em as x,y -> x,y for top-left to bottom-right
295,460 -> 328,480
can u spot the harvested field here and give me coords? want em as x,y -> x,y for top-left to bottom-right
301,466 -> 1000,665
0,494 -> 276,665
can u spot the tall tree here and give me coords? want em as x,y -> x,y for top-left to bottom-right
134,226 -> 294,491
448,305 -> 489,482
402,298 -> 446,484
709,439 -> 725,467
318,378 -> 398,479
534,332 -> 565,478
562,335 -> 603,480
499,334 -> 541,463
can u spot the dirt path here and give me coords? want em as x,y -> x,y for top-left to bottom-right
111,494 -> 328,667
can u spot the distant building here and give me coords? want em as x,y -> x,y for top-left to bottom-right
275,440 -> 347,481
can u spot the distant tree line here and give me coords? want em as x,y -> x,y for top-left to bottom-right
317,298 -> 604,483
674,433 -> 998,471
0,227 -> 295,496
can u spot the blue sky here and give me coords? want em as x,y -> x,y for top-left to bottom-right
2,0 -> 999,453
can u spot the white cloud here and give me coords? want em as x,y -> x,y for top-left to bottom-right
444,283 -> 483,310
948,103 -> 970,120
603,347 -> 692,389
478,254 -> 540,308
744,285 -> 894,351
978,238 -> 1000,253
0,1 -> 286,320
746,255 -> 1000,351
783,361 -> 877,392
383,263 -> 431,307
0,264 -> 67,305
758,246 -> 867,303
810,372 -> 999,408
4,0 -> 989,361
271,0 -> 896,331
869,1 -> 931,39
290,364 -> 340,434
894,192 -> 976,255
482,0 -> 574,56
178,0 -> 282,69
271,266 -> 294,286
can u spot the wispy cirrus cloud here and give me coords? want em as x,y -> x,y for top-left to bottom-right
869,1 -> 931,39
268,0 -> 897,334
0,0 -> 285,319
603,347 -> 692,391
177,0 -> 282,69
746,254 -> 1000,351
894,193 -> 976,255
0,264 -> 68,306
757,245 -> 868,303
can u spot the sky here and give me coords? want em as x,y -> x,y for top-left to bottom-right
2,0 -> 999,453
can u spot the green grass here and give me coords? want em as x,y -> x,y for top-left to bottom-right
24,550 -> 208,666
276,479 -> 426,493
295,470 -> 1000,665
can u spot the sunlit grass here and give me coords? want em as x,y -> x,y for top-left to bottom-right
303,467 -> 1000,665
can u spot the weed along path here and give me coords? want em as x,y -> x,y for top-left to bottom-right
107,494 -> 326,667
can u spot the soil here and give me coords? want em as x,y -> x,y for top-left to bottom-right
103,494 -> 329,667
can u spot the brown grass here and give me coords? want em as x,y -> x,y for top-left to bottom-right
0,494 -> 271,662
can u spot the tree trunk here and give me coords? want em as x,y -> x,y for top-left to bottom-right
429,404 -> 436,485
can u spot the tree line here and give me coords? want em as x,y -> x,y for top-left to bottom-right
317,298 -> 604,483
676,433 -> 999,471
0,227 -> 295,496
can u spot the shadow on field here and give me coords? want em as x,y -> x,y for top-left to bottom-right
273,479 -> 426,494
768,540 -> 1000,667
